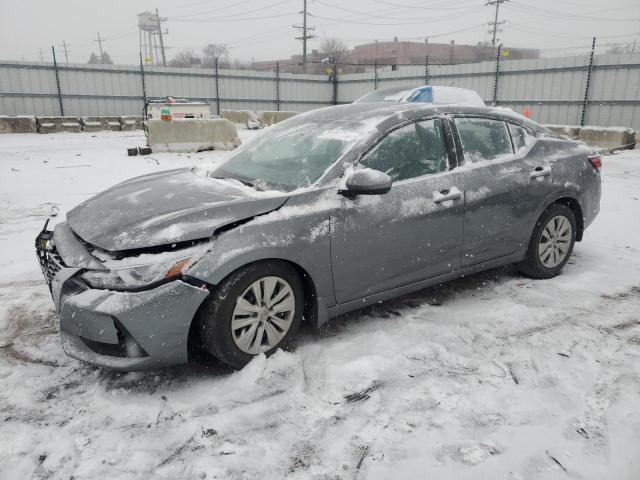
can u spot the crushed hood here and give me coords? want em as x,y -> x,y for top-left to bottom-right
67,168 -> 288,251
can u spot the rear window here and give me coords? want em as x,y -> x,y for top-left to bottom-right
508,123 -> 535,154
454,117 -> 513,163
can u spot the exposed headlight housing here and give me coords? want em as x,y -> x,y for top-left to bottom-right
81,244 -> 206,291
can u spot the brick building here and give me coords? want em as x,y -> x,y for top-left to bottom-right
253,38 -> 539,74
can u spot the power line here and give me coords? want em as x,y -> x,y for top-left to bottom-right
313,10 -> 481,26
169,0 -> 292,21
171,11 -> 298,23
486,0 -> 508,49
370,0 -> 477,10
155,8 -> 167,67
95,32 -> 104,58
293,0 -> 315,72
313,0 -> 482,20
505,2 -> 639,23
59,40 -> 70,63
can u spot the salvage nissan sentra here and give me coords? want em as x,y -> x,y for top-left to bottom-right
36,102 -> 601,370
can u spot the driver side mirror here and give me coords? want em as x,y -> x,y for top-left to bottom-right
339,167 -> 393,196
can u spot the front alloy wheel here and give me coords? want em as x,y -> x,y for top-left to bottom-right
231,276 -> 295,354
196,261 -> 304,369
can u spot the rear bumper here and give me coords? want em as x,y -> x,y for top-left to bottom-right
581,172 -> 601,233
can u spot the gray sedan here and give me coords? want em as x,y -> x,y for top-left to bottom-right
36,103 -> 601,370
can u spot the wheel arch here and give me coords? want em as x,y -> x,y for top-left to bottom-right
187,257 -> 324,358
553,196 -> 584,241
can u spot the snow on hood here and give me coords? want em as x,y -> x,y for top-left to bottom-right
66,168 -> 288,251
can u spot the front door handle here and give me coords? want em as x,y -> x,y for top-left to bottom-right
433,186 -> 462,203
530,165 -> 551,179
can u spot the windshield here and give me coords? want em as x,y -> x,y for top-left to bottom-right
207,120 -> 363,192
354,87 -> 415,103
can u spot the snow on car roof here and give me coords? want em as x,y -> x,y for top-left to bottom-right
290,102 -> 541,132
354,85 -> 486,107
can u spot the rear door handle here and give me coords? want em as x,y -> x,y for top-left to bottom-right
433,186 -> 462,203
530,165 -> 551,179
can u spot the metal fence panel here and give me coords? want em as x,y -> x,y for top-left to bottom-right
1,54 -> 639,127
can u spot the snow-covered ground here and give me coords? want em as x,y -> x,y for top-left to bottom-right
1,131 -> 639,479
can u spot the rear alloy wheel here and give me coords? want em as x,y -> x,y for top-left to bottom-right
519,203 -> 577,279
197,261 -> 304,369
537,215 -> 572,268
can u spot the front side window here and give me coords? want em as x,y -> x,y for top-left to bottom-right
454,117 -> 513,163
360,119 -> 449,182
509,123 -> 535,154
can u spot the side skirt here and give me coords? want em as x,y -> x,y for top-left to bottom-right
325,251 -> 524,319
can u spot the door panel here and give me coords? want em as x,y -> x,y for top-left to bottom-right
453,117 -> 552,266
457,161 -> 533,266
330,173 -> 465,304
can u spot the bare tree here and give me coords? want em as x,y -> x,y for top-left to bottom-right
607,43 -> 634,54
87,52 -> 113,64
320,38 -> 349,63
168,49 -> 199,68
202,44 -> 229,68
100,52 -> 113,65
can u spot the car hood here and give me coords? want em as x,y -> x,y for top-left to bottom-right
67,168 -> 289,251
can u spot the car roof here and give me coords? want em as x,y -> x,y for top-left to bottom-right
293,102 -> 542,132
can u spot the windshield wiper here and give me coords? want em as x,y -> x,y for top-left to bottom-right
212,176 -> 255,188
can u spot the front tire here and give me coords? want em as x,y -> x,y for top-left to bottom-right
196,261 -> 304,369
519,203 -> 577,279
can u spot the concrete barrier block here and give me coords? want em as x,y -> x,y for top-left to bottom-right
257,110 -> 298,126
0,115 -> 37,134
36,116 -> 82,134
81,116 -> 122,132
544,124 -> 581,140
220,110 -> 255,124
120,116 -> 144,131
636,129 -> 640,149
148,118 -> 241,153
578,126 -> 636,151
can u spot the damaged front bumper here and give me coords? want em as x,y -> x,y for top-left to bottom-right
36,223 -> 209,371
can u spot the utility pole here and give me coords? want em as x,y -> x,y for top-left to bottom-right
38,48 -> 44,61
155,8 -> 167,67
487,0 -> 508,49
60,40 -> 69,63
294,0 -> 315,72
95,32 -> 104,59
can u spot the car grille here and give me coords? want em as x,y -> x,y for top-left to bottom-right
44,249 -> 64,284
35,228 -> 66,287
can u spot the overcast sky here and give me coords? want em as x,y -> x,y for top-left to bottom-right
1,0 -> 638,65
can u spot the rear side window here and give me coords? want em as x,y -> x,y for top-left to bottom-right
361,119 -> 448,181
509,123 -> 535,153
454,117 -> 513,163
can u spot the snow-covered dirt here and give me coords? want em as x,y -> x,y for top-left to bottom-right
1,131 -> 639,479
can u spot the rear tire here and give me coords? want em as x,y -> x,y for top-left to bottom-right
519,203 -> 577,279
196,261 -> 304,369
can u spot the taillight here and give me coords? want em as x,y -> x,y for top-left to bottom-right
588,154 -> 602,172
